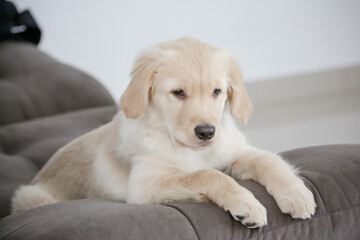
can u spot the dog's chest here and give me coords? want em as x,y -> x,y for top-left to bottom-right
170,147 -> 224,173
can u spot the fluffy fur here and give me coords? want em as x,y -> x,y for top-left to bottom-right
11,38 -> 316,228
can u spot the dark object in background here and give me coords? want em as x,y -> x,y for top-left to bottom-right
0,0 -> 41,44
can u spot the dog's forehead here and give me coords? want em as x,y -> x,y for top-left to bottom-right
157,48 -> 229,89
167,47 -> 227,70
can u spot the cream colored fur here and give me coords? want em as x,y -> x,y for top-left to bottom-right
11,38 -> 316,228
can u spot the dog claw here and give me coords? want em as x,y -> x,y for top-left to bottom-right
235,215 -> 245,221
245,222 -> 257,227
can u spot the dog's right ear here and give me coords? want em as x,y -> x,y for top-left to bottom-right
120,49 -> 161,119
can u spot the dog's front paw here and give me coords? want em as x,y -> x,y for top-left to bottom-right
272,182 -> 316,219
226,194 -> 267,228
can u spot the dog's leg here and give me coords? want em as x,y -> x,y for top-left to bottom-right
127,166 -> 267,228
226,146 -> 316,219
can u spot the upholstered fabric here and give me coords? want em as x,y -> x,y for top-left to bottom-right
0,41 -> 115,126
0,41 -> 116,218
0,106 -> 117,217
0,42 -> 359,240
1,145 -> 359,240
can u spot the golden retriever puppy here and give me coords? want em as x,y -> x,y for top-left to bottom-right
11,37 -> 316,228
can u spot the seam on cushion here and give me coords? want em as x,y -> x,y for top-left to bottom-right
259,205 -> 360,236
15,82 -> 39,121
10,83 -> 35,121
300,176 -> 328,213
164,205 -> 200,240
1,217 -> 45,240
0,132 -> 5,154
0,104 -> 116,128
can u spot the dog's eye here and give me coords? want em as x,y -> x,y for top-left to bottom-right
172,89 -> 186,99
213,88 -> 221,97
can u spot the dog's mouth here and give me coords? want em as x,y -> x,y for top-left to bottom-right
173,137 -> 213,149
198,140 -> 213,147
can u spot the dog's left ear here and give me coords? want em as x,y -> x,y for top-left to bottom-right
120,49 -> 161,119
227,58 -> 253,122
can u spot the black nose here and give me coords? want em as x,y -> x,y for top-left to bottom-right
194,125 -> 215,140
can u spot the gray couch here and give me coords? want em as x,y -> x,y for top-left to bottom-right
0,41 -> 359,240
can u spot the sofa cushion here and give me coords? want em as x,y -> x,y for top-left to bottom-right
0,41 -> 115,126
0,144 -> 359,240
165,144 -> 360,239
0,200 -> 198,240
0,105 -> 117,217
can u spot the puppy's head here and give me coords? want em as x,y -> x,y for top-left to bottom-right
120,37 -> 252,148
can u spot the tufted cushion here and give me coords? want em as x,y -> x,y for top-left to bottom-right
0,145 -> 359,239
0,106 -> 117,217
0,41 -> 117,217
0,41 -> 115,126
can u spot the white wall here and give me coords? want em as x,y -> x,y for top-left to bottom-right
13,0 -> 360,101
240,66 -> 360,153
